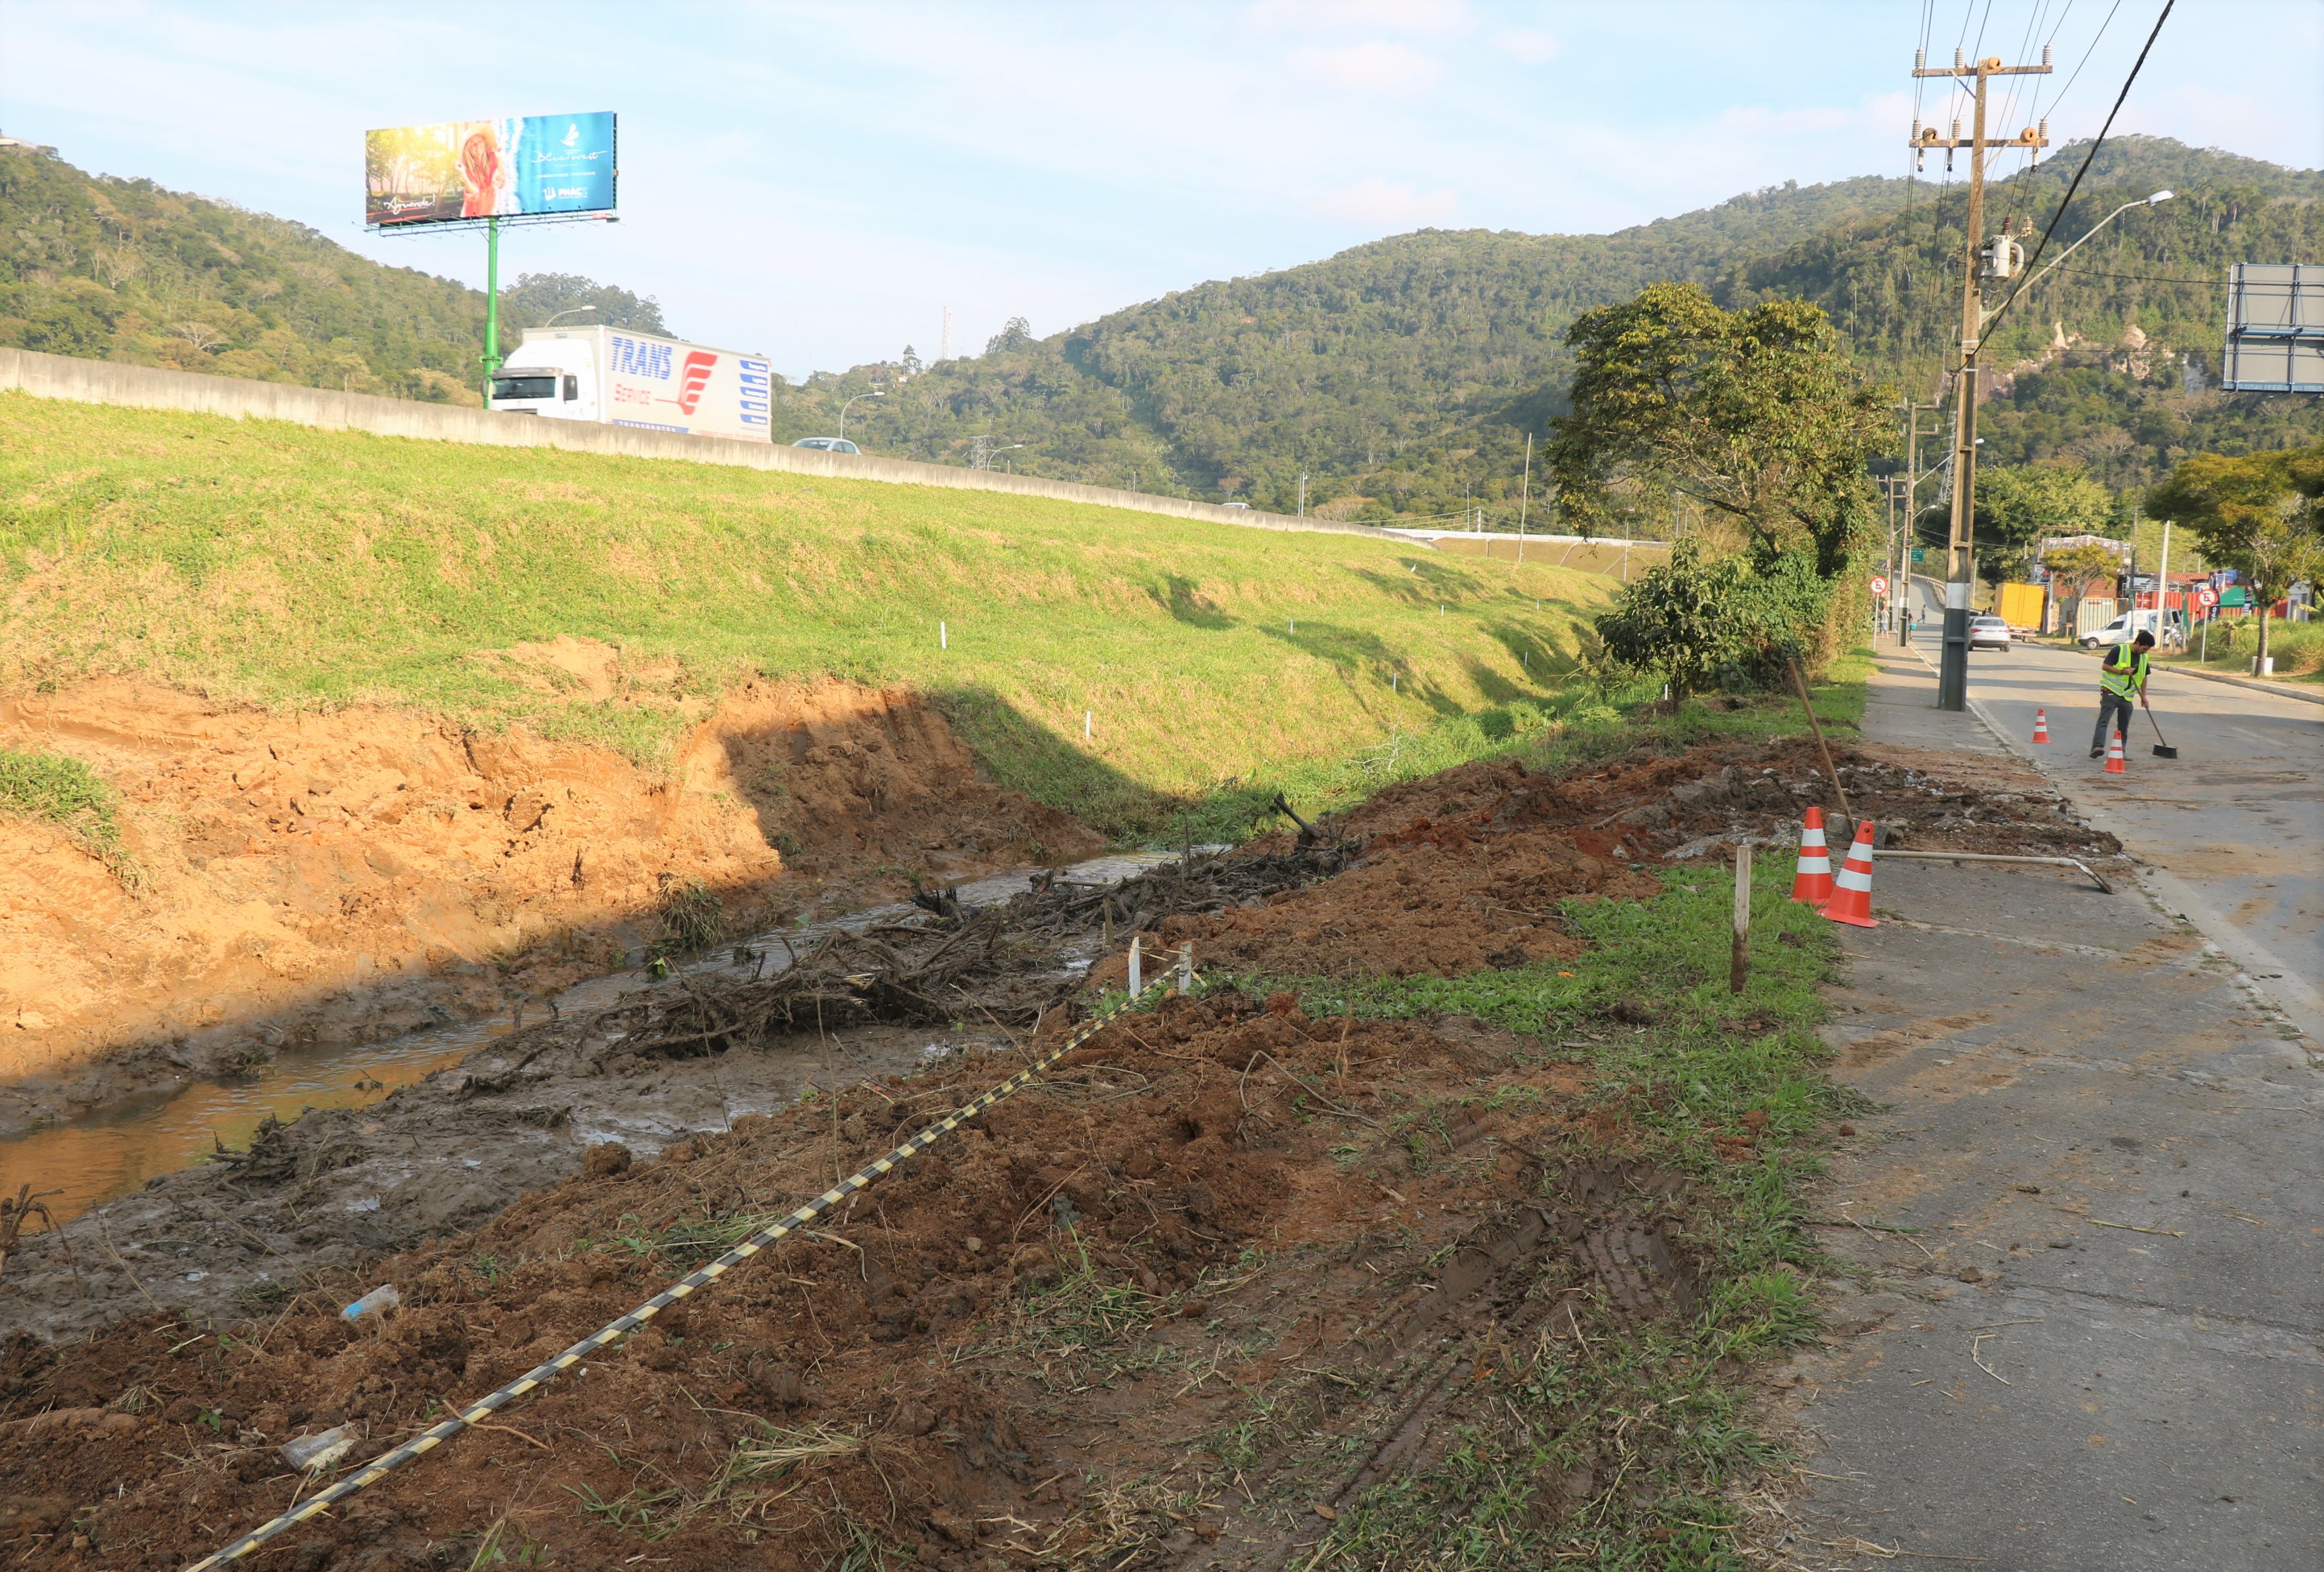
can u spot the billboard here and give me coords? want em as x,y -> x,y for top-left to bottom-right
366,113 -> 615,227
2221,263 -> 2324,393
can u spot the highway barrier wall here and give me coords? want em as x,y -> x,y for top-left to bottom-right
0,348 -> 1414,548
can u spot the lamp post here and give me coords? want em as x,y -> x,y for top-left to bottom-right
540,307 -> 602,328
838,388 -> 885,441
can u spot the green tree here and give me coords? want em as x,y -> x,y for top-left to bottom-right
1594,538 -> 1830,697
2041,540 -> 2124,603
1973,463 -> 2115,583
2147,447 -> 2324,669
501,272 -> 669,334
1545,283 -> 1888,577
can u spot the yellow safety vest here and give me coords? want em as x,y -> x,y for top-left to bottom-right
2101,646 -> 2149,701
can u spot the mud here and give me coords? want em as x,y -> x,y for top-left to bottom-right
0,993 -> 1700,1572
0,671 -> 1099,1115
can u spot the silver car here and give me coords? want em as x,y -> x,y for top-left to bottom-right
792,436 -> 861,454
1968,614 -> 2012,652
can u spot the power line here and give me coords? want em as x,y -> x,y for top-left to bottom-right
1988,0 -> 2177,340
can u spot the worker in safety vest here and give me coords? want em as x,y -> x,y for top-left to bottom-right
2091,629 -> 2154,758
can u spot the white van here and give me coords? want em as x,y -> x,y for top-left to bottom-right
487,326 -> 773,443
2080,608 -> 2186,650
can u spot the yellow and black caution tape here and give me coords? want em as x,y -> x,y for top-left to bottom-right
185,978 -> 1175,1570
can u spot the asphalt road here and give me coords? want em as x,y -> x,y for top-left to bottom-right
1942,639 -> 2322,1039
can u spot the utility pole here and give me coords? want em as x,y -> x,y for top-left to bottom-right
1896,396 -> 1941,645
941,305 -> 952,361
1297,472 -> 1308,517
1912,47 -> 2050,709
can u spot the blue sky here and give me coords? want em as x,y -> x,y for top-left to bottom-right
2,2 -> 2316,379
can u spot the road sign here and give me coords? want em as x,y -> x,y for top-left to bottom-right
1869,575 -> 1891,596
1910,548 -> 1929,563
2195,587 -> 2219,609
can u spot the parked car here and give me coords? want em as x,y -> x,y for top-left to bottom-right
1220,500 -> 1251,510
792,436 -> 861,454
2080,609 -> 2186,649
1968,614 -> 2012,652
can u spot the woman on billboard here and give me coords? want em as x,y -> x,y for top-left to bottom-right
459,126 -> 506,217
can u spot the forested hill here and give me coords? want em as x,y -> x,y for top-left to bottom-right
808,137 -> 2324,519
0,144 -> 664,405
7,135 -> 2319,522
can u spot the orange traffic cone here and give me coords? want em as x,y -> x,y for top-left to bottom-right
2031,707 -> 2050,744
1822,820 -> 1878,929
1790,808 -> 1834,905
2103,728 -> 2127,775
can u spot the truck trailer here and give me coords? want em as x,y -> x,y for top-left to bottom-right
486,326 -> 772,442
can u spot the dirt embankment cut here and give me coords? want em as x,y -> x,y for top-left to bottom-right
0,653 -> 1098,1106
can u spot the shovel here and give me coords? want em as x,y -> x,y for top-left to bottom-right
2141,693 -> 2178,759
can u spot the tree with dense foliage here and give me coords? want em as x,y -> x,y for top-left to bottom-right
2041,540 -> 2125,604
500,272 -> 669,334
1972,463 -> 2115,582
1593,539 -> 1830,697
2147,446 -> 2324,669
1545,283 -> 1888,577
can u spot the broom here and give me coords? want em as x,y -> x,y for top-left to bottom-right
2141,693 -> 2178,759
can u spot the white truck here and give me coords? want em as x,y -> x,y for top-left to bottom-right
486,326 -> 772,442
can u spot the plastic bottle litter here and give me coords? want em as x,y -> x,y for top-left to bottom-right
278,1425 -> 357,1473
340,1284 -> 400,1322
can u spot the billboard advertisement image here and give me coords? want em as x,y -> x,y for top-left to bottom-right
366,113 -> 616,227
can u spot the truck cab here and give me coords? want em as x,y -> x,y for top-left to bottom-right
489,336 -> 602,424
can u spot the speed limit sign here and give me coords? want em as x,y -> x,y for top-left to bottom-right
2195,586 -> 2219,609
1869,574 -> 1891,597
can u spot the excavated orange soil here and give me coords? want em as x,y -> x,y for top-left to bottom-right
1168,827 -> 1660,978
0,659 -> 1098,1094
0,995 -> 1701,1572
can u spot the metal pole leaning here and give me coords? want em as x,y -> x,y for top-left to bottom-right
182,975 -> 1180,1571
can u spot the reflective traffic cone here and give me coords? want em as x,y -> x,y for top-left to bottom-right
1822,820 -> 1878,929
1790,808 -> 1834,905
2103,728 -> 2127,775
2031,707 -> 2051,744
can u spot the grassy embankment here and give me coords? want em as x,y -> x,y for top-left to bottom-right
2,394 -> 1636,840
2164,617 -> 2324,684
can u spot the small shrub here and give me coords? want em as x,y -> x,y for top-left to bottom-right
0,747 -> 139,886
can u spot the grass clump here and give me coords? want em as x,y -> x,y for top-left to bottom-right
0,746 -> 139,883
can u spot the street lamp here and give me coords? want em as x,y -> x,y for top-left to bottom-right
838,388 -> 885,441
1935,192 -> 2171,710
540,307 -> 602,328
1983,191 -> 2173,335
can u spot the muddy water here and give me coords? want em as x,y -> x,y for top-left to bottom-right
0,851 -> 1192,1228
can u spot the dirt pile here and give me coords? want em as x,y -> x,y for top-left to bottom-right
1172,826 -> 1660,978
0,675 -> 1097,1105
1259,739 -> 2121,868
0,993 -> 1706,1571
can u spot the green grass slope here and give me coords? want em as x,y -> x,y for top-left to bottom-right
0,394 -> 1612,838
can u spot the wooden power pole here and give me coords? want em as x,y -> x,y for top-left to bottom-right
1912,47 -> 2050,709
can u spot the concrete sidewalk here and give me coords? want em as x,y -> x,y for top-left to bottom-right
1758,650 -> 2322,1570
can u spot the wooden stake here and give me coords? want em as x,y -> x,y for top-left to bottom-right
1787,655 -> 1853,825
1731,843 -> 1752,995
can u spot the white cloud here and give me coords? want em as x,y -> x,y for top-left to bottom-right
1295,40 -> 1447,97
1251,0 -> 1472,35
1495,27 -> 1558,65
1308,178 -> 1458,229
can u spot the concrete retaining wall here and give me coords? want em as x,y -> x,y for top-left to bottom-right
0,348 -> 1416,547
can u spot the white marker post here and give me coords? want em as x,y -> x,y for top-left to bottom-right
1731,842 -> 1752,995
941,621 -> 947,650
1128,935 -> 1142,998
